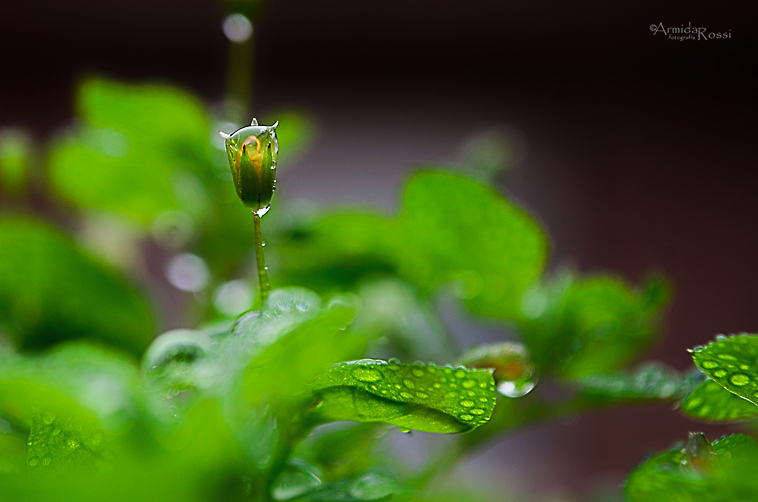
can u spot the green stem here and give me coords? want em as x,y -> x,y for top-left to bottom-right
225,25 -> 254,123
253,211 -> 270,303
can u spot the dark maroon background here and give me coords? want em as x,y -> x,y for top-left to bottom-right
2,0 -> 757,498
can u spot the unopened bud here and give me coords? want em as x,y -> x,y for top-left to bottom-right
220,118 -> 278,213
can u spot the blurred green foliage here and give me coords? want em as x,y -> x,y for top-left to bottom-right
1,74 -> 757,502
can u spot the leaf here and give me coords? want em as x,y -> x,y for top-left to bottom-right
521,273 -> 669,377
398,171 -> 548,320
625,434 -> 758,502
0,129 -> 30,195
680,379 -> 758,423
278,213 -> 398,295
241,295 -> 364,405
690,334 -> 758,406
0,217 -> 154,353
299,470 -> 401,501
353,278 -> 456,363
312,360 -> 497,433
48,78 -> 212,223
0,343 -> 141,431
577,362 -> 697,402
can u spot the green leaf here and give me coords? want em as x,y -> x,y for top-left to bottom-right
0,129 -> 30,195
48,78 -> 212,223
680,379 -> 758,422
353,278 -> 456,363
522,273 -> 669,377
0,217 -> 154,353
241,294 -> 364,405
398,171 -> 548,319
577,362 -> 697,402
278,213 -> 397,295
690,334 -> 758,406
0,343 -> 141,430
299,470 -> 401,501
312,360 -> 497,433
625,434 -> 758,502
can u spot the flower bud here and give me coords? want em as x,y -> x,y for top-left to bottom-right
220,118 -> 278,213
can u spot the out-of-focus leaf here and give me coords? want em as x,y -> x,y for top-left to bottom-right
278,213 -> 397,295
49,78 -> 212,223
625,434 -> 758,502
577,362 -> 697,402
398,171 -> 548,320
690,334 -> 758,406
0,343 -> 142,471
241,294 -> 363,405
260,109 -> 316,168
0,343 -> 141,430
0,400 -> 249,502
354,278 -> 455,363
299,469 -> 401,501
296,423 -> 389,481
78,78 -> 209,159
0,217 -> 154,353
0,129 -> 30,195
522,274 -> 669,378
680,379 -> 758,423
312,360 -> 496,433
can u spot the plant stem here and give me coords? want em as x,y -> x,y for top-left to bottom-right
225,24 -> 254,123
253,211 -> 270,303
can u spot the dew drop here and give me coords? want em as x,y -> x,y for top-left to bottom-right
730,374 -> 750,386
469,408 -> 485,415
460,400 -> 474,407
459,414 -> 474,422
416,392 -> 428,399
462,380 -> 476,389
701,360 -> 719,369
713,370 -> 727,378
403,379 -> 415,389
455,370 -> 466,379
400,392 -> 413,399
412,368 -> 424,378
352,367 -> 383,383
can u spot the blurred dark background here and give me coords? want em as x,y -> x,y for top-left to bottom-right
2,0 -> 757,498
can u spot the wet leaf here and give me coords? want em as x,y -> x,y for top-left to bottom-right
312,360 -> 496,433
690,334 -> 758,406
680,379 -> 758,423
625,434 -> 758,502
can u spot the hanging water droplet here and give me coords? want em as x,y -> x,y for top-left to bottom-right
498,379 -> 536,398
396,426 -> 411,434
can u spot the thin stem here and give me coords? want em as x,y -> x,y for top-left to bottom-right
253,211 -> 270,303
225,26 -> 254,123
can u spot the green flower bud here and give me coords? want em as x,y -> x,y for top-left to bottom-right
220,118 -> 278,214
